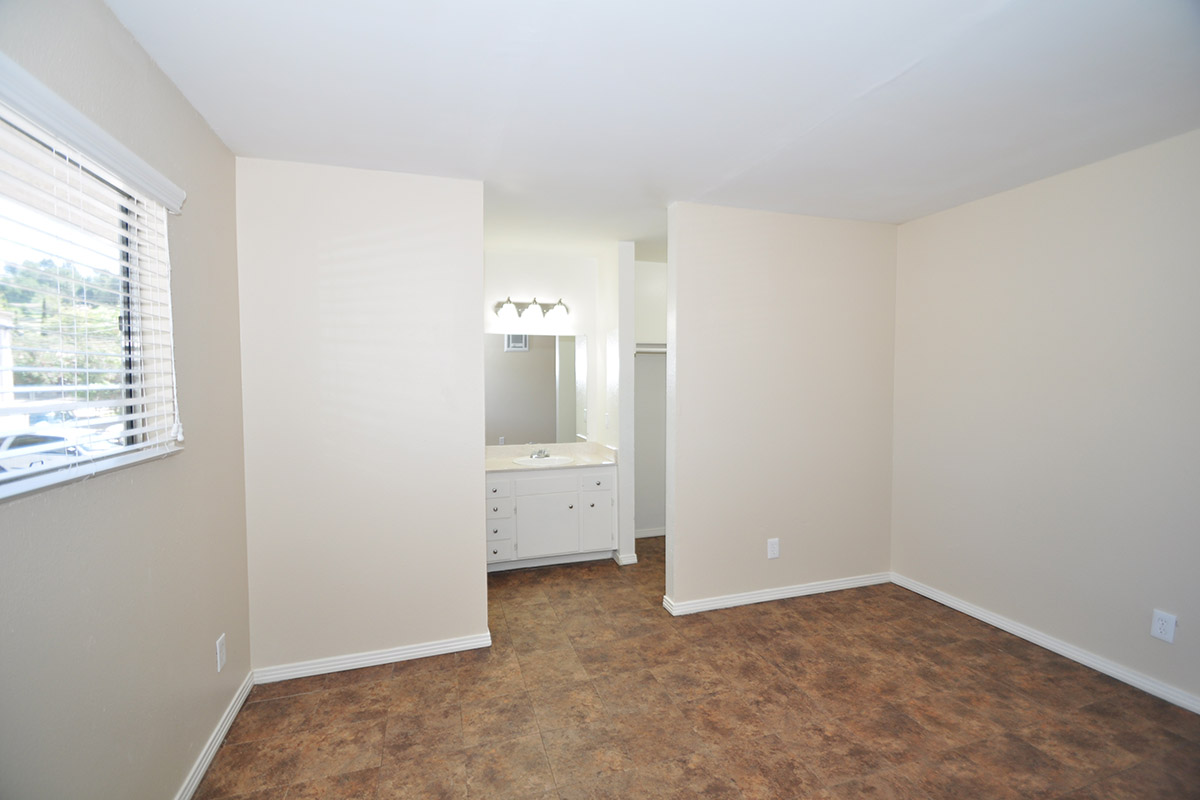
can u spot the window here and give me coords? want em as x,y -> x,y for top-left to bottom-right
0,80 -> 184,499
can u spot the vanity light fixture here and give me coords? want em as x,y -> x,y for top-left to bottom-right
492,297 -> 570,318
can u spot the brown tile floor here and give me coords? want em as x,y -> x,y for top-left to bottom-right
197,537 -> 1200,799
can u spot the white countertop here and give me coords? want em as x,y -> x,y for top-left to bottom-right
485,442 -> 617,473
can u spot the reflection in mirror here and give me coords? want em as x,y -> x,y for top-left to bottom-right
485,334 -> 586,445
573,335 -> 586,441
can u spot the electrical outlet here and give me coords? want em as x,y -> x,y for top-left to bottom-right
499,436 -> 505,445
767,538 -> 780,559
216,633 -> 227,672
1151,610 -> 1176,643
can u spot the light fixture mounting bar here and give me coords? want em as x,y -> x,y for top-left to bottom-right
492,297 -> 570,317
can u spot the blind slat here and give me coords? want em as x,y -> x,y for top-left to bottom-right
8,345 -> 129,359
3,382 -> 173,396
0,209 -> 135,271
0,162 -> 136,240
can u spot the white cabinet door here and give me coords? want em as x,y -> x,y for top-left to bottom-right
579,491 -> 613,552
516,492 -> 579,558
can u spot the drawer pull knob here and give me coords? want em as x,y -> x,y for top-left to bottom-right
568,504 -> 574,509
492,549 -> 499,555
590,503 -> 595,508
595,481 -> 601,485
492,528 -> 498,534
491,487 -> 497,493
492,506 -> 498,512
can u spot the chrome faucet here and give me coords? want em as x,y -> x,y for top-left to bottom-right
531,448 -> 550,459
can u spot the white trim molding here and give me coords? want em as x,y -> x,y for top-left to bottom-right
487,551 -> 613,573
175,671 -> 253,800
891,572 -> 1200,715
635,527 -> 665,539
0,51 -> 186,213
253,632 -> 492,685
614,552 -> 638,566
663,572 -> 891,616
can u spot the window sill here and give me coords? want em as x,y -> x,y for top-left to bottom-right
0,444 -> 184,504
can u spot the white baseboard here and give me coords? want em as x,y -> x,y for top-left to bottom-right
487,550 -> 613,573
253,632 -> 492,685
891,572 -> 1200,715
614,551 -> 638,565
636,527 -> 665,539
175,670 -> 253,800
662,572 -> 891,616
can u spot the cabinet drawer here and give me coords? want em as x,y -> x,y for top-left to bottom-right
486,519 -> 514,541
580,473 -> 613,491
486,479 -> 510,499
487,539 -> 515,562
486,498 -> 513,519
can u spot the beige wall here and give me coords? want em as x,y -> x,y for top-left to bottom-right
666,202 -> 896,603
485,333 -> 557,445
635,260 -> 668,344
893,129 -> 1200,698
0,2 -> 249,799
236,158 -> 486,669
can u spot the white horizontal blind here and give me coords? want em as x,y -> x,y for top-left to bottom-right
0,101 -> 182,495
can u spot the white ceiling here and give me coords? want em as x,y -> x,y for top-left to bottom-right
104,0 -> 1200,260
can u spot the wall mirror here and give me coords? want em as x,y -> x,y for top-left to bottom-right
485,334 -> 586,445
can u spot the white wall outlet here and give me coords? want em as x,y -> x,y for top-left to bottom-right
499,436 -> 505,445
1151,610 -> 1176,643
767,538 -> 780,559
216,633 -> 227,672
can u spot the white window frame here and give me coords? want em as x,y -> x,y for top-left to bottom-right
0,53 -> 186,501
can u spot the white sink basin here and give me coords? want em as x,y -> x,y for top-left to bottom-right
513,455 -> 574,467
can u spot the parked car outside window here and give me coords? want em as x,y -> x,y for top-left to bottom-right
0,425 -> 120,473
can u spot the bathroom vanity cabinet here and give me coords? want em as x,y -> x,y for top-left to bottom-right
485,465 -> 616,570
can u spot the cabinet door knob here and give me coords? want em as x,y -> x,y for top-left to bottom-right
492,506 -> 498,512
595,480 -> 601,486
491,487 -> 497,493
590,503 -> 595,508
568,504 -> 574,509
492,528 -> 498,534
492,549 -> 499,555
